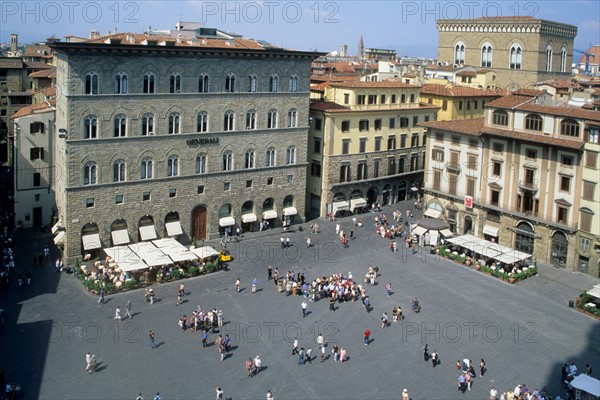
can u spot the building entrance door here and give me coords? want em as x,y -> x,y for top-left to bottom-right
192,206 -> 208,240
33,207 -> 43,226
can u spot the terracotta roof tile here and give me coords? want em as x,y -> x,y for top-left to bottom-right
310,101 -> 351,112
487,94 -> 600,121
577,45 -> 600,66
330,80 -> 417,89
420,84 -> 505,97
29,67 -> 56,78
512,88 -> 545,96
24,61 -> 53,69
481,127 -> 583,150
418,118 -> 484,136
11,99 -> 55,119
0,58 -> 24,69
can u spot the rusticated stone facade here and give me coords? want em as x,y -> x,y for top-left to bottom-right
50,34 -> 321,260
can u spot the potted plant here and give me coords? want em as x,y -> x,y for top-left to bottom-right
125,279 -> 137,290
156,270 -> 163,283
189,265 -> 199,276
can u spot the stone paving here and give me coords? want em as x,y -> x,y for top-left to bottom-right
1,201 -> 599,400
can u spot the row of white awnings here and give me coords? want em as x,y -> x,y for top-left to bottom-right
332,198 -> 368,215
52,220 -> 66,245
445,234 -> 532,264
220,209 -> 296,226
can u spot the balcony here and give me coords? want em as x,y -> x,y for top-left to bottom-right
446,163 -> 461,173
518,180 -> 538,192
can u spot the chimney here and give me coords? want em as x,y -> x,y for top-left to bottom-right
177,34 -> 183,44
10,34 -> 18,52
90,30 -> 100,39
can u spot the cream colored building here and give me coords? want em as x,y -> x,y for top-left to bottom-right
419,83 -> 504,121
437,17 -> 577,89
307,81 -> 438,217
421,91 -> 600,277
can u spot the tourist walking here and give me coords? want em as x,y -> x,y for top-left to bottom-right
267,266 -> 273,281
266,390 -> 273,400
246,357 -> 255,377
329,297 -> 335,312
301,300 -> 308,317
149,330 -> 156,349
292,338 -> 299,355
332,344 -> 339,362
339,348 -> 347,364
423,344 -> 429,361
385,282 -> 392,297
235,278 -> 241,292
381,312 -> 388,328
98,287 -> 105,304
216,387 -> 224,400
480,358 -> 486,376
202,329 -> 209,348
254,355 -> 262,374
363,329 -> 371,345
305,348 -> 312,364
252,278 -> 257,294
125,300 -> 132,319
298,347 -> 305,365
114,306 -> 122,321
431,350 -> 438,367
320,345 -> 326,362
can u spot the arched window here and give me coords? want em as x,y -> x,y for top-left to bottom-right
222,151 -> 233,171
142,113 -> 154,136
223,111 -> 235,131
266,147 -> 276,167
283,195 -> 294,207
551,231 -> 568,268
167,155 -> 179,176
197,111 -> 208,133
141,158 -> 153,179
83,162 -> 97,185
514,222 -> 535,254
560,47 -> 567,73
249,75 -> 257,92
198,74 -> 209,93
246,110 -> 257,130
454,41 -> 465,65
225,74 -> 235,92
113,159 -> 126,182
84,116 -> 97,139
267,109 -> 277,129
245,149 -> 255,169
481,43 -> 492,67
168,112 -> 180,134
525,114 -> 542,131
143,73 -> 155,94
113,114 -> 127,137
492,110 -> 508,126
196,153 -> 207,174
287,108 -> 298,128
269,74 -> 279,92
560,119 -> 580,137
286,146 -> 296,165
85,72 -> 99,94
170,73 -> 181,93
289,75 -> 298,92
545,45 -> 553,72
115,72 -> 127,94
510,44 -> 522,70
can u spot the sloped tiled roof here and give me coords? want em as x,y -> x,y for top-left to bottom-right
29,67 -> 56,78
420,84 -> 505,97
512,88 -> 545,97
481,127 -> 583,150
330,80 -> 417,89
419,118 -> 484,136
0,58 -> 24,69
11,99 -> 56,119
310,101 -> 351,112
577,45 -> 600,65
487,94 -> 600,121
24,61 -> 53,69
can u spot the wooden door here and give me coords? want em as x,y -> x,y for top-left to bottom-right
193,206 -> 207,240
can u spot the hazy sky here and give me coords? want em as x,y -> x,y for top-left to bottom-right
1,0 -> 598,58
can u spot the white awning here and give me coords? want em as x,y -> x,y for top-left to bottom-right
350,198 -> 367,212
51,220 -> 62,234
139,225 -> 158,241
82,233 -> 101,250
53,231 -> 65,244
191,246 -> 220,259
242,213 -> 257,223
493,249 -> 532,264
411,187 -> 419,191
423,209 -> 442,219
482,224 -> 500,237
586,284 -> 600,299
569,374 -> 600,397
440,229 -> 454,238
283,207 -> 298,216
219,216 -> 235,227
165,221 -> 183,236
332,201 -> 350,215
111,229 -> 130,245
117,261 -> 150,272
263,210 -> 278,219
428,230 -> 439,246
413,226 -> 428,236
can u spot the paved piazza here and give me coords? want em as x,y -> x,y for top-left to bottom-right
1,202 -> 599,400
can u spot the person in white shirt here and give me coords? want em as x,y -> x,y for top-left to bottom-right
514,385 -> 521,397
254,356 -> 262,374
490,387 -> 498,400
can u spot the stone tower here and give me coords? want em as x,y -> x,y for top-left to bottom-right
358,35 -> 364,59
